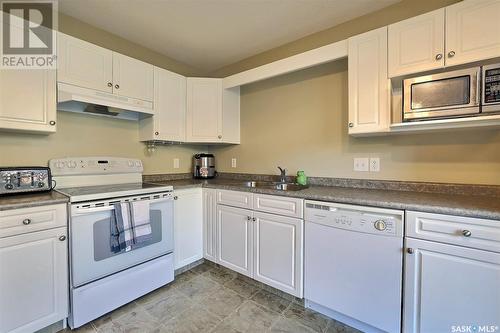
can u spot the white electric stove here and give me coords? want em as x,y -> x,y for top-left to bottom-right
50,157 -> 175,329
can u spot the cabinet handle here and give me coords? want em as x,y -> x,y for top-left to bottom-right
348,122 -> 354,128
115,84 -> 120,89
49,121 -> 56,126
435,53 -> 443,60
155,131 -> 159,135
246,216 -> 251,221
218,135 -> 222,139
252,217 -> 256,222
407,248 -> 414,254
107,82 -> 113,87
59,235 -> 66,241
174,196 -> 178,200
22,218 -> 31,225
448,51 -> 455,58
462,230 -> 472,237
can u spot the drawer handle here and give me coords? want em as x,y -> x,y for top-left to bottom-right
174,196 -> 178,200
59,235 -> 66,241
462,230 -> 472,237
407,248 -> 414,254
22,218 -> 31,225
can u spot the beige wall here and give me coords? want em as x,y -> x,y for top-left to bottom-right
0,112 -> 206,174
211,60 -> 500,185
0,13 -> 205,173
209,0 -> 500,185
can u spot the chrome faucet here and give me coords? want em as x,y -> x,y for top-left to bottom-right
277,166 -> 286,183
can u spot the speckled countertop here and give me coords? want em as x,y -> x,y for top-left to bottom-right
151,179 -> 500,220
0,191 -> 69,211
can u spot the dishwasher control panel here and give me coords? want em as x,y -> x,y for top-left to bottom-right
305,201 -> 403,237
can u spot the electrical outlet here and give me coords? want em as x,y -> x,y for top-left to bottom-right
173,158 -> 180,169
353,157 -> 369,172
370,157 -> 380,172
231,158 -> 237,168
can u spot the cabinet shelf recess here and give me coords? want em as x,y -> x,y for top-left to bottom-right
389,115 -> 500,134
222,40 -> 348,89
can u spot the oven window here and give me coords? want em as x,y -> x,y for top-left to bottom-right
411,75 -> 470,110
93,210 -> 162,261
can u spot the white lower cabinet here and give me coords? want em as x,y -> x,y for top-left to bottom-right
253,211 -> 303,297
206,191 -> 304,297
216,205 -> 253,277
0,227 -> 68,333
403,238 -> 500,333
174,188 -> 203,270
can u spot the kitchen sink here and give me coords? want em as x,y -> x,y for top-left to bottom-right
236,180 -> 308,191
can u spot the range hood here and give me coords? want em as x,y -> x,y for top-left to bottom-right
57,83 -> 154,121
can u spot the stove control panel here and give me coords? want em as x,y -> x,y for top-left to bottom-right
0,167 -> 51,195
49,157 -> 143,176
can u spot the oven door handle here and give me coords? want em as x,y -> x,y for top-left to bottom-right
72,197 -> 173,216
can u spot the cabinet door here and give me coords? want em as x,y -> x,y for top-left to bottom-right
0,69 -> 56,133
217,205 -> 253,277
186,78 -> 223,143
203,189 -> 217,263
57,33 -> 113,93
445,0 -> 500,66
0,227 -> 68,333
154,67 -> 186,141
253,212 -> 303,297
112,52 -> 154,102
348,27 -> 390,135
403,238 -> 500,333
174,188 -> 203,270
388,9 -> 445,78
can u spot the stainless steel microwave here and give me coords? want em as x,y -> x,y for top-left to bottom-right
403,64 -> 500,121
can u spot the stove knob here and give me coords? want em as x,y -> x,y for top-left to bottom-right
68,161 -> 77,168
5,183 -> 13,190
374,220 -> 387,231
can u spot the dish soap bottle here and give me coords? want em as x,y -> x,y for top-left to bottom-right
296,171 -> 307,185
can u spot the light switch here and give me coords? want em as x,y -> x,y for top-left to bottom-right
231,158 -> 237,168
353,158 -> 369,172
173,158 -> 180,169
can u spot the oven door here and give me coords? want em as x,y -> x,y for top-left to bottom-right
403,67 -> 480,121
70,195 -> 173,287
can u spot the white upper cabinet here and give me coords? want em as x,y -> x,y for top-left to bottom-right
112,53 -> 154,101
58,33 -> 153,102
186,78 -> 223,142
57,33 -> 113,93
445,0 -> 500,67
139,67 -> 186,142
0,69 -> 57,133
186,78 -> 240,144
388,9 -> 445,78
348,27 -> 390,135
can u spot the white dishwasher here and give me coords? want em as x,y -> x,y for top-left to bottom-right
304,200 -> 404,333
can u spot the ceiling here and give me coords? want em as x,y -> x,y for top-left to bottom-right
59,0 -> 400,73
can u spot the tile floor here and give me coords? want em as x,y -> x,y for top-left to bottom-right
68,261 -> 362,333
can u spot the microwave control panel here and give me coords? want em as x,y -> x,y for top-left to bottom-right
483,64 -> 500,105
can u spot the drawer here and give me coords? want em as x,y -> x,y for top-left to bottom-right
253,194 -> 303,218
406,211 -> 500,253
216,190 -> 253,209
0,204 -> 67,238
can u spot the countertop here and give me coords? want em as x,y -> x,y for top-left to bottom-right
0,190 -> 69,211
1,179 -> 498,221
154,179 -> 500,220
